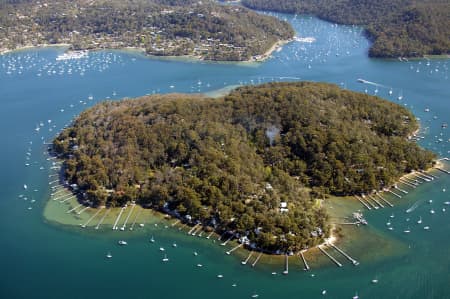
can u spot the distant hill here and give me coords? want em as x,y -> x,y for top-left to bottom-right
0,0 -> 294,61
53,82 -> 434,252
241,0 -> 450,58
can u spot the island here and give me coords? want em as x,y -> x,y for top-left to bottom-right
240,0 -> 450,58
51,82 -> 435,253
0,0 -> 294,61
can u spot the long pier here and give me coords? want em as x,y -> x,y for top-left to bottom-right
112,207 -> 125,230
299,251 -> 310,270
242,251 -> 254,265
187,224 -> 200,235
121,204 -> 135,230
355,196 -> 371,210
394,185 -> 408,194
368,194 -> 384,208
251,252 -> 263,267
95,208 -> 110,230
387,189 -> 402,198
283,255 -> 289,275
221,236 -> 233,246
330,244 -> 359,265
361,195 -> 378,209
77,206 -> 89,215
399,178 -> 416,188
60,195 -> 76,203
81,208 -> 103,228
226,243 -> 243,255
376,193 -> 393,207
66,204 -> 83,214
318,246 -> 342,267
129,208 -> 142,231
436,167 -> 450,175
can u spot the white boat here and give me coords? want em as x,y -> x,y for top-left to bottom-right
150,236 -> 155,243
23,184 -> 28,190
193,251 -> 198,256
403,228 -> 411,233
251,294 -> 259,298
417,217 -> 422,224
172,243 -> 177,248
372,279 -> 379,284
322,290 -> 327,295
353,293 -> 359,299
430,209 -> 435,214
217,274 -> 223,278
388,227 -> 394,231
197,264 -> 203,267
162,254 -> 169,262
106,252 -> 112,258
444,201 -> 450,205
118,240 -> 127,245
159,247 -> 165,251
424,226 -> 430,230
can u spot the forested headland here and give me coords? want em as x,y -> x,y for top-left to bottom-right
0,0 -> 294,61
241,0 -> 450,58
53,82 -> 435,252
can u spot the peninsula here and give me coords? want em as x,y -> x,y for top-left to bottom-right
241,0 -> 450,58
52,82 -> 435,253
0,0 -> 293,61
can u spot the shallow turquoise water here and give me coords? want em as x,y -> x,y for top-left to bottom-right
0,15 -> 449,299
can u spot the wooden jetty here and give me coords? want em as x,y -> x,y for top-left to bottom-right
355,196 -> 371,210
399,178 -> 416,188
95,208 -> 110,230
387,189 -> 402,198
368,194 -> 384,208
376,193 -> 393,207
129,208 -> 142,231
361,195 -> 378,209
394,185 -> 408,194
283,254 -> 289,275
81,208 -> 103,228
318,246 -> 342,267
330,244 -> 359,265
60,195 -> 76,203
221,236 -> 233,246
436,167 -> 450,175
251,252 -> 263,267
300,251 -> 310,271
121,204 -> 135,230
242,251 -> 254,265
66,204 -> 83,214
206,231 -> 214,239
226,243 -> 243,255
187,224 -> 200,235
112,207 -> 125,230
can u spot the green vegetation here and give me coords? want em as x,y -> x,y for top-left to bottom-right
241,0 -> 450,58
53,82 -> 434,252
0,0 -> 293,61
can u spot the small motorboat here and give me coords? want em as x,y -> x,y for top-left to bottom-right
106,252 -> 112,259
118,240 -> 127,245
162,254 -> 169,262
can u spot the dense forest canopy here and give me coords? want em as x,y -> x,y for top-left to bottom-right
0,0 -> 294,61
241,0 -> 450,58
53,82 -> 435,252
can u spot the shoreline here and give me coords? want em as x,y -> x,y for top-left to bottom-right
0,39 -> 291,64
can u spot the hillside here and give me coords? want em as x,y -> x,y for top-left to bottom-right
241,0 -> 450,58
0,0 -> 294,61
53,82 -> 435,252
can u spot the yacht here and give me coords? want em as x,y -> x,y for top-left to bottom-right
193,251 -> 198,256
162,254 -> 169,262
118,240 -> 127,245
197,264 -> 203,267
106,252 -> 112,259
217,274 -> 223,278
424,226 -> 430,230
159,247 -> 165,251
430,209 -> 435,214
417,217 -> 422,224
403,228 -> 411,233
372,279 -> 379,284
150,236 -> 155,243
